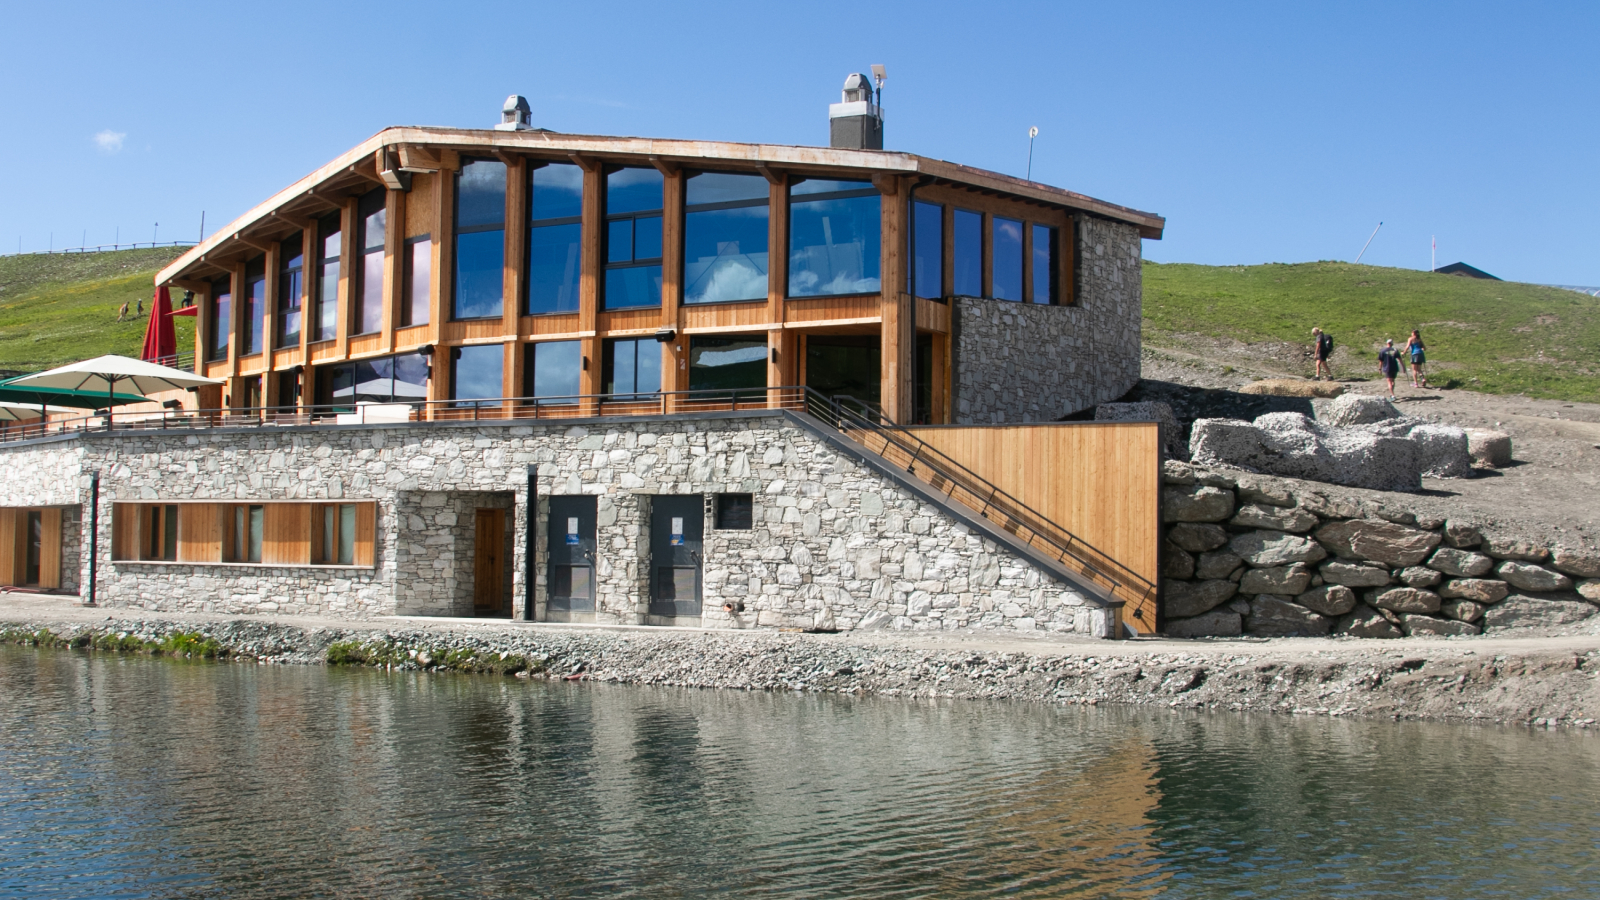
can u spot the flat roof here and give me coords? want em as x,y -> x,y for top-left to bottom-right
159,126 -> 1165,285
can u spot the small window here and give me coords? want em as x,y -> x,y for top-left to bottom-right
910,200 -> 942,300
715,494 -> 753,530
451,343 -> 504,407
207,276 -> 231,361
227,505 -> 263,563
278,235 -> 303,345
992,217 -> 1023,301
603,338 -> 661,399
146,504 -> 178,561
402,236 -> 431,326
314,214 -> 341,342
952,209 -> 981,297
525,340 -> 581,405
243,257 -> 267,355
316,503 -> 358,565
1031,223 -> 1056,305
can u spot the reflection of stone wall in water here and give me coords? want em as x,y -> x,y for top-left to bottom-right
954,217 -> 1142,424
1160,461 -> 1600,638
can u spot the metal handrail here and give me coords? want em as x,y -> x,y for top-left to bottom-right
798,388 -> 1157,622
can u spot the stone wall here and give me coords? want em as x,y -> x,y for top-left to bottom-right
1160,461 -> 1600,637
0,414 -> 1115,636
953,216 -> 1142,423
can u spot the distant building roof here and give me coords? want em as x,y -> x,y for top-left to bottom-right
1433,261 -> 1500,281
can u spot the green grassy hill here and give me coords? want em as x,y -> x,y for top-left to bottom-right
0,247 -> 192,372
1143,260 -> 1600,402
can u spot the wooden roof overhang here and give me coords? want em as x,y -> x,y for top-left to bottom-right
158,126 -> 1165,287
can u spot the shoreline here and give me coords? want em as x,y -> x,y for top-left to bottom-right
4,597 -> 1599,729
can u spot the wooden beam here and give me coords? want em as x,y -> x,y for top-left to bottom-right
567,153 -> 600,174
755,164 -> 784,186
872,173 -> 899,196
166,278 -> 210,293
232,234 -> 272,254
397,145 -> 441,173
347,163 -> 384,185
648,156 -> 678,177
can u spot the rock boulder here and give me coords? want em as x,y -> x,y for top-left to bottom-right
1552,549 -> 1600,579
1165,608 -> 1243,638
1168,522 -> 1229,553
1230,531 -> 1328,567
1195,550 -> 1244,580
1370,587 -> 1442,614
1316,519 -> 1440,566
1240,564 -> 1313,596
1334,604 -> 1404,638
1400,614 -> 1480,637
1163,485 -> 1235,523
1295,584 -> 1357,616
1495,561 -> 1573,593
1247,596 -> 1331,636
1164,579 -> 1239,618
1483,594 -> 1596,629
1466,429 -> 1513,467
1438,578 -> 1511,604
1230,503 -> 1319,533
1321,393 -> 1402,427
1427,548 -> 1494,577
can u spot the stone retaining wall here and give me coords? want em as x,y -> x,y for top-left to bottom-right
953,217 -> 1142,423
0,414 -> 1114,636
1161,461 -> 1600,637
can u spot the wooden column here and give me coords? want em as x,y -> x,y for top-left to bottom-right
576,159 -> 603,415
660,170 -> 685,410
765,172 -> 789,406
195,283 -> 213,378
298,224 -> 315,412
503,157 -> 527,405
1022,217 -> 1034,304
981,211 -> 994,299
878,177 -> 910,424
1063,216 -> 1078,306
227,263 -> 244,408
261,244 -> 279,409
428,152 -> 458,413
942,202 -> 955,298
335,197 -> 357,358
382,186 -> 405,353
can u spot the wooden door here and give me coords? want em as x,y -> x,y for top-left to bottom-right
474,508 -> 506,615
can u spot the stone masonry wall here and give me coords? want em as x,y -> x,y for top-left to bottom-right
953,217 -> 1142,423
0,416 -> 1114,636
1160,461 -> 1600,638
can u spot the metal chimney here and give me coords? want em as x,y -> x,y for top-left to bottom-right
829,73 -> 883,150
496,95 -> 533,131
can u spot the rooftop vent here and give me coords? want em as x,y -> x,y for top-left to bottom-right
496,95 -> 533,131
829,70 -> 883,150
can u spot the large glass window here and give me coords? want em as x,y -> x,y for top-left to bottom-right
524,340 -> 581,404
684,171 -> 769,304
316,503 -> 358,566
277,235 -> 303,345
992,216 -> 1023,301
316,351 -> 429,411
451,343 -> 503,406
527,163 -> 584,315
788,179 -> 880,297
402,236 -> 431,327
911,200 -> 943,299
228,504 -> 263,564
356,189 -> 386,334
602,167 -> 663,309
314,214 -> 340,342
952,209 -> 982,297
207,276 -> 231,361
1031,223 -> 1057,305
688,336 -> 766,392
243,257 -> 266,355
603,338 -> 662,399
805,335 -> 880,407
455,159 -> 506,320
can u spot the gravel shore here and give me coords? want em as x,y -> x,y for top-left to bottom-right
5,596 -> 1599,729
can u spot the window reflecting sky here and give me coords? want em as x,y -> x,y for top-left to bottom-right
606,167 -> 662,214
912,201 -> 942,299
458,160 -> 506,228
789,191 -> 880,297
605,337 -> 661,396
689,336 -> 766,391
953,210 -> 981,297
453,343 -> 503,402
531,163 -> 584,221
992,216 -> 1023,301
604,266 -> 661,308
530,340 -> 580,401
685,205 -> 768,303
455,229 -> 504,319
1032,224 -> 1054,305
686,171 -> 768,205
528,223 -> 580,315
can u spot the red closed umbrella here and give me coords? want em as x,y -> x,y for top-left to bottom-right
139,285 -> 177,365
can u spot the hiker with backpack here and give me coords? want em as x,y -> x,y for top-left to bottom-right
1377,339 -> 1402,399
1312,327 -> 1334,380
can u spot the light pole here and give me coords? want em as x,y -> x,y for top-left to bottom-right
1026,126 -> 1039,181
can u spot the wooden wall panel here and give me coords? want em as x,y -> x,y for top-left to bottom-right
905,422 -> 1161,632
38,508 -> 61,589
406,173 -> 435,238
442,319 -> 506,343
598,307 -> 661,335
347,333 -> 385,357
179,504 -> 221,564
112,503 -> 139,562
354,503 -> 376,567
682,301 -> 772,333
394,323 -> 431,351
0,509 -> 16,584
264,504 -> 310,565
785,295 -> 881,328
519,313 -> 583,339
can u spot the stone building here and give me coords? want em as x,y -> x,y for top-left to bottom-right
0,80 -> 1166,636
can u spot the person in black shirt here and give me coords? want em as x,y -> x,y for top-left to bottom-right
1377,339 -> 1402,399
1311,327 -> 1333,381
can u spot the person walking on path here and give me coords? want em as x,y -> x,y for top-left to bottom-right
116,301 -> 129,322
1404,329 -> 1428,388
135,298 -> 144,318
1311,327 -> 1334,380
1377,339 -> 1402,399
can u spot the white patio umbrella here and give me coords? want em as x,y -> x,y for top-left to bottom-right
0,401 -> 73,421
5,355 -> 221,425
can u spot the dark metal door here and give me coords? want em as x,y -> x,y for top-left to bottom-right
649,495 -> 703,618
547,496 -> 596,613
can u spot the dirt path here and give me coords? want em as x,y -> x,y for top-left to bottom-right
1139,343 -> 1600,550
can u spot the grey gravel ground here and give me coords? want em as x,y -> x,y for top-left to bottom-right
6,596 -> 1600,730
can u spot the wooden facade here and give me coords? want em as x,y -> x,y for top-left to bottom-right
906,422 -> 1162,633
159,129 -> 1163,427
111,502 -> 377,568
0,507 -> 65,589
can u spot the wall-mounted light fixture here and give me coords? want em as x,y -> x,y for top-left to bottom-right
653,327 -> 676,343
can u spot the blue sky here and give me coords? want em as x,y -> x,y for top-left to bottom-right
2,1 -> 1595,284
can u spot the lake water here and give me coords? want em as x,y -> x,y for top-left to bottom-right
1,647 -> 1597,899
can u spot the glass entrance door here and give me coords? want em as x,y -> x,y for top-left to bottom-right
546,495 -> 596,620
648,495 -> 704,620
